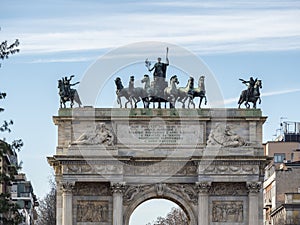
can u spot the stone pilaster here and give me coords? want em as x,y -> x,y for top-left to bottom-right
111,182 -> 126,225
61,182 -> 75,225
196,182 -> 211,225
247,182 -> 262,225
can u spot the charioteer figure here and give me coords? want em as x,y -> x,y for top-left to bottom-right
145,47 -> 169,98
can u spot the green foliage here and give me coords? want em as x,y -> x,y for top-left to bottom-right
0,194 -> 24,225
0,34 -> 23,224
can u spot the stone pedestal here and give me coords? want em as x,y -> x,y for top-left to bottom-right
48,108 -> 269,225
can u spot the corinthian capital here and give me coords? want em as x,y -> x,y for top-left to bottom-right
111,182 -> 126,194
196,182 -> 211,194
247,182 -> 262,193
61,181 -> 75,193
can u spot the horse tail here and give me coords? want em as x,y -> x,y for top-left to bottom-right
74,90 -> 82,107
238,90 -> 246,105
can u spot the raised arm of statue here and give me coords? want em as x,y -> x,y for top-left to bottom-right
166,47 -> 169,65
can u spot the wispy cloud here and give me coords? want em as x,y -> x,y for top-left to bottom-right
223,88 -> 300,105
3,0 -> 300,62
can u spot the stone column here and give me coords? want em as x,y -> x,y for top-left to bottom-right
247,182 -> 262,225
111,182 -> 126,225
56,181 -> 63,225
196,182 -> 211,225
61,182 -> 75,225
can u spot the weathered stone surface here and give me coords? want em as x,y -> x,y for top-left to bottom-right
49,108 -> 269,225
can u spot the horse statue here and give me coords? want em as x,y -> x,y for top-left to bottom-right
164,75 -> 179,108
128,76 -> 149,108
141,74 -> 168,109
177,76 -> 195,108
115,76 -> 149,108
115,77 -> 133,108
58,77 -> 82,108
192,76 -> 207,108
238,79 -> 262,109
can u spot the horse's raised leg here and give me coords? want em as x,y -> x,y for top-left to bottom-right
117,96 -> 122,108
188,96 -> 195,109
199,97 -> 203,108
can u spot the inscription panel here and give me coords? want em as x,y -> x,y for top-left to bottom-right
116,122 -> 205,146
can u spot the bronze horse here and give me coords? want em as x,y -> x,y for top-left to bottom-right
192,76 -> 207,108
238,79 -> 262,109
115,77 -> 149,108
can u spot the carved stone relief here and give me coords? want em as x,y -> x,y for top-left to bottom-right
169,184 -> 198,204
212,201 -> 243,222
72,122 -> 114,146
77,200 -> 109,222
202,164 -> 259,175
74,182 -> 111,196
210,182 -> 248,196
65,163 -> 123,175
124,163 -> 197,176
123,183 -> 198,205
207,124 -> 247,147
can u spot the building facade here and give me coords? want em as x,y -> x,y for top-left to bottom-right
263,123 -> 300,225
11,173 -> 39,225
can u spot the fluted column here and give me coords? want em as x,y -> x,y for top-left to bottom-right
61,182 -> 75,225
196,182 -> 211,225
111,182 -> 126,225
247,182 -> 262,225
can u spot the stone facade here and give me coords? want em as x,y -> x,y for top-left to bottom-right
48,108 -> 269,225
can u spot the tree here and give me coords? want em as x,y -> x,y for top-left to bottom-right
0,32 -> 23,225
146,207 -> 188,225
0,39 -> 20,65
35,177 -> 56,225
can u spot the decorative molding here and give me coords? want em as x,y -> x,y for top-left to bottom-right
212,201 -> 243,222
74,182 -> 110,196
123,185 -> 152,205
77,200 -> 109,222
169,184 -> 198,204
201,164 -> 259,175
210,182 -> 248,196
124,163 -> 197,176
65,164 -> 123,175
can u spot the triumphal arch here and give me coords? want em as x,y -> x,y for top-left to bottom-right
48,106 -> 269,225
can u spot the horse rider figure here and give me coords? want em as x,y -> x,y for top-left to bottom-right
62,75 -> 80,98
239,77 -> 257,101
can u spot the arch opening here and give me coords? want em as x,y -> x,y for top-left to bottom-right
129,198 -> 188,225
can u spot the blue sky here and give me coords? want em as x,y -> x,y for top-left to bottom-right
1,0 -> 300,224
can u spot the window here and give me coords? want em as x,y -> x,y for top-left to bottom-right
274,153 -> 286,163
